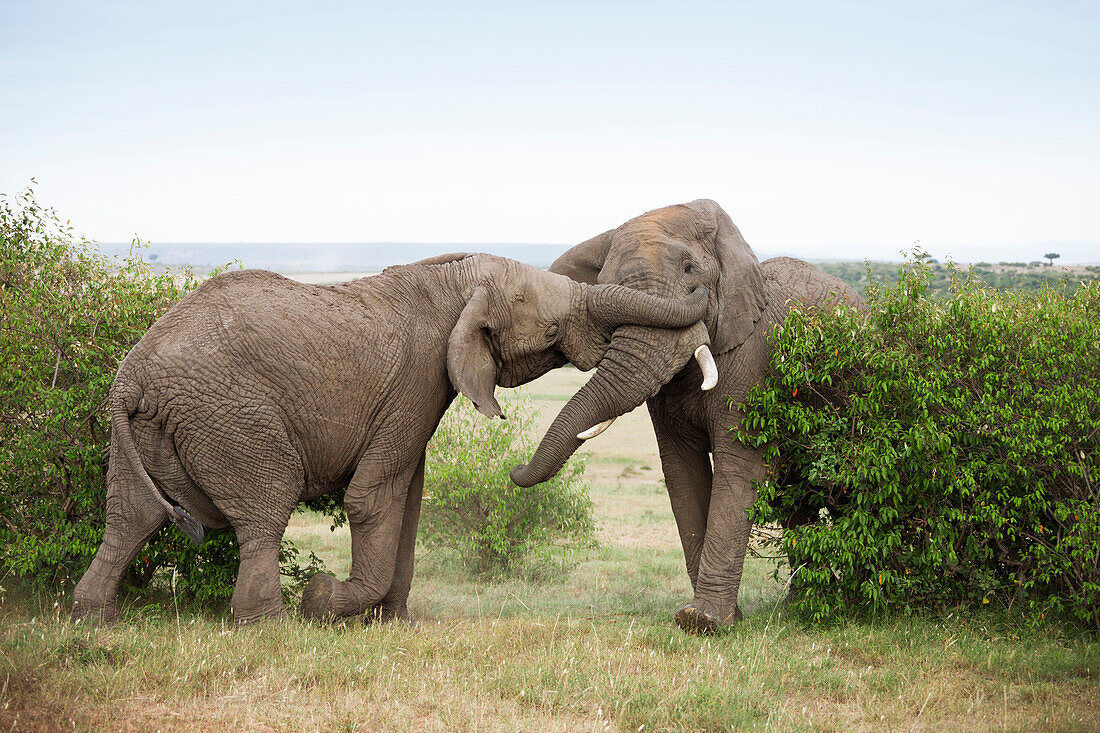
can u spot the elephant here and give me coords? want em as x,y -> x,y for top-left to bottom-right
72,252 -> 709,626
510,200 -> 863,634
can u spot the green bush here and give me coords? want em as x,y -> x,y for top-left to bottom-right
420,395 -> 596,575
735,257 -> 1100,630
0,186 -> 321,606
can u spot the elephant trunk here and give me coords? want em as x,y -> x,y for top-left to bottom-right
511,322 -> 708,487
588,284 -> 708,329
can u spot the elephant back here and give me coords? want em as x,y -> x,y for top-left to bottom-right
760,257 -> 863,326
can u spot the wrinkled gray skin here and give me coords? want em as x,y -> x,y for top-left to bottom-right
72,253 -> 708,626
511,200 -> 863,634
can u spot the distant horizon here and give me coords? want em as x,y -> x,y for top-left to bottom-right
93,239 -> 1100,270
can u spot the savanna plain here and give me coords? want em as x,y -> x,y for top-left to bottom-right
2,367 -> 1097,731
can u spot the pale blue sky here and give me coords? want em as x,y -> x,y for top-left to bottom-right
2,1 -> 1098,262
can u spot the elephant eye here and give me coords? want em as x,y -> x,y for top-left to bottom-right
545,322 -> 560,340
683,262 -> 694,274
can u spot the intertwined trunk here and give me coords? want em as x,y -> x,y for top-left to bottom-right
511,322 -> 707,487
587,284 -> 708,329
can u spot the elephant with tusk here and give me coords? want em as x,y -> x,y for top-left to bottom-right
512,200 -> 863,634
72,253 -> 709,626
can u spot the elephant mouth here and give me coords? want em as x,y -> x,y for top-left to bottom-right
496,351 -> 569,389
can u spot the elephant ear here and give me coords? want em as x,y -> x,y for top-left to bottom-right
446,286 -> 505,419
549,229 -> 614,285
689,199 -> 766,354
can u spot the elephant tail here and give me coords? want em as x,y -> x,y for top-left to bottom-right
110,386 -> 205,546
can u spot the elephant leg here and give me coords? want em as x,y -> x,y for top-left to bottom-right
184,416 -> 304,625
675,443 -> 763,635
301,421 -> 421,622
231,538 -> 286,624
649,406 -> 712,589
366,452 -> 425,625
223,496 -> 298,624
72,458 -> 169,624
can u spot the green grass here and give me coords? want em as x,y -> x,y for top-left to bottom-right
2,369 -> 1097,730
4,502 -> 1097,732
3,586 -> 1097,731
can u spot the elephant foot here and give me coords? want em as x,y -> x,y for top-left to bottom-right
71,601 -> 118,627
675,602 -> 742,635
364,603 -> 413,627
301,573 -> 391,623
675,604 -> 719,635
235,606 -> 287,626
300,574 -> 343,623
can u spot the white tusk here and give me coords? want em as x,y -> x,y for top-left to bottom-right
695,344 -> 719,391
577,417 -> 617,440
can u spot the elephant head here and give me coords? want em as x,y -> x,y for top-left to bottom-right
444,256 -> 711,420
511,200 -> 764,486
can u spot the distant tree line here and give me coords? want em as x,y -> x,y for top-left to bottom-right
816,259 -> 1099,299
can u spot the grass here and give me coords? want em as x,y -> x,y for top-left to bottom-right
2,368 -> 1098,731
4,594 -> 1097,731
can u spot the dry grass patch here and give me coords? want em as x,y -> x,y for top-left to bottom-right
4,598 -> 1097,732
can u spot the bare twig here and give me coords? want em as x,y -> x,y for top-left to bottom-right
50,349 -> 61,389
